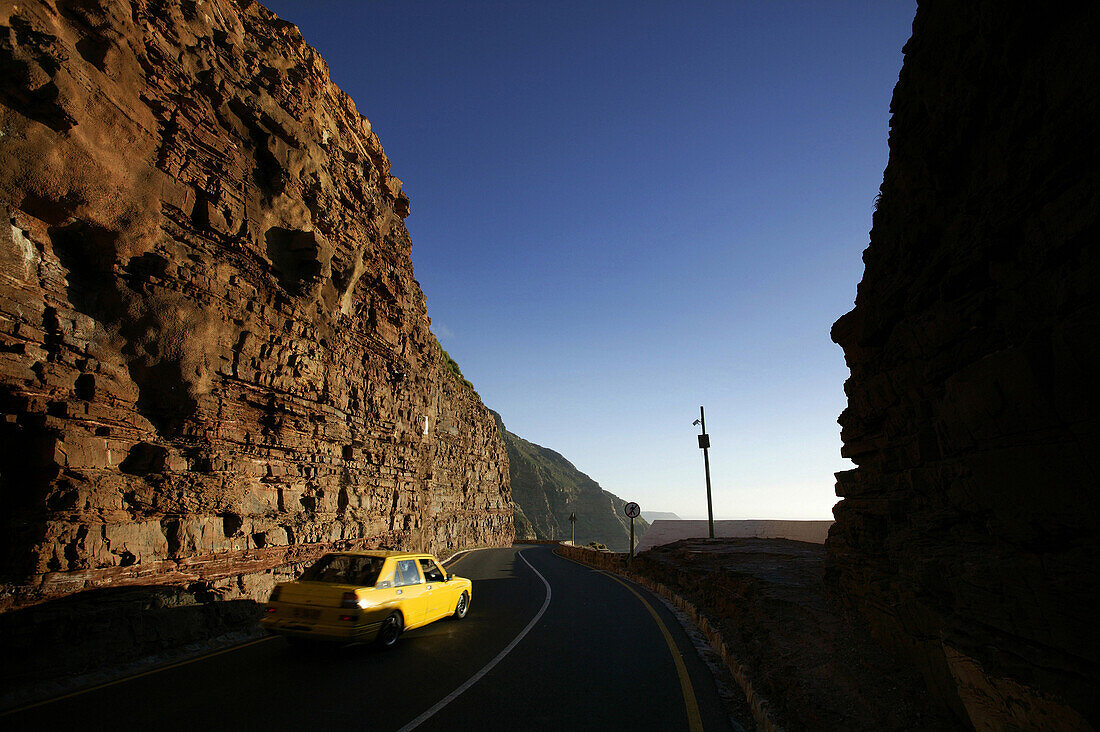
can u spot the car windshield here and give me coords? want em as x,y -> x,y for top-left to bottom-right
300,555 -> 385,586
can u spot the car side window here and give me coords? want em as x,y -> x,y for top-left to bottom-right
419,558 -> 444,582
394,559 -> 422,587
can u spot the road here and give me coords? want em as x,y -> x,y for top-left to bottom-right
5,546 -> 738,731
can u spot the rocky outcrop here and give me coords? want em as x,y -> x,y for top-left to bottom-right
493,411 -> 647,552
0,0 -> 512,610
627,539 -> 956,731
829,2 -> 1099,729
511,501 -> 539,542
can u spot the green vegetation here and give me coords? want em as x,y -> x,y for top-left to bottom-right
437,339 -> 478,395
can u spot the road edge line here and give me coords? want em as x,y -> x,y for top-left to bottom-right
0,635 -> 275,718
555,546 -> 783,732
396,548 -> 552,732
599,571 -> 704,732
3,546 -> 494,718
440,545 -> 492,566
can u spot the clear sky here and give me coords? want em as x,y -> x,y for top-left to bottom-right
263,1 -> 916,520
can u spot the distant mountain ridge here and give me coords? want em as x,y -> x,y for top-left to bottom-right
491,412 -> 648,552
642,511 -> 682,523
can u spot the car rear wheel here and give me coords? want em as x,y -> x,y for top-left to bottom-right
376,612 -> 403,648
453,590 -> 469,619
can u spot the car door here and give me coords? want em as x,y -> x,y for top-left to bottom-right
393,558 -> 429,628
418,557 -> 449,621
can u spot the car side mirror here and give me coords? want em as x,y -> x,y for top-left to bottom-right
446,573 -> 455,581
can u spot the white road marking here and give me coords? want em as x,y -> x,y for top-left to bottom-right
440,546 -> 487,566
397,549 -> 552,732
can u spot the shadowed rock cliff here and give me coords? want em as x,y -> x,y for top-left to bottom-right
493,411 -> 647,552
0,0 -> 512,610
829,2 -> 1099,729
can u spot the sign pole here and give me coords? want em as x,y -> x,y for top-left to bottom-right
624,502 -> 640,564
629,517 -> 635,561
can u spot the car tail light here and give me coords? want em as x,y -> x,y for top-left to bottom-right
340,592 -> 358,608
269,586 -> 281,602
266,607 -> 277,614
339,614 -> 357,622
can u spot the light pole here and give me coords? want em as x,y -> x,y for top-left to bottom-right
693,406 -> 714,539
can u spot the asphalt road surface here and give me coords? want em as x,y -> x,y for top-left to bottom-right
5,546 -> 738,731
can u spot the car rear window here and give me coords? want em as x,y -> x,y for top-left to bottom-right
394,559 -> 422,587
300,555 -> 385,586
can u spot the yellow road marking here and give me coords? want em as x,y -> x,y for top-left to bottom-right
0,635 -> 275,717
600,571 -> 704,732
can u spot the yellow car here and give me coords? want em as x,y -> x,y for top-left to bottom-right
260,551 -> 472,648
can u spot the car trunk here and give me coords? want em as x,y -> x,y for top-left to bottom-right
278,581 -> 355,607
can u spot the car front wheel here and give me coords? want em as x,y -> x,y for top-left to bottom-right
453,590 -> 469,619
376,612 -> 403,648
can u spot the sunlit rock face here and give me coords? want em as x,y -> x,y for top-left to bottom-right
829,2 -> 1099,729
0,0 -> 512,609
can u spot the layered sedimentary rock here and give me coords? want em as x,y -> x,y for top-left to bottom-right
0,0 -> 512,609
493,411 -> 647,552
829,2 -> 1099,729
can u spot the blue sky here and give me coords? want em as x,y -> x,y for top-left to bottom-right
263,1 -> 916,520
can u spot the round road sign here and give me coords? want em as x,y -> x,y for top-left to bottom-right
624,502 -> 640,519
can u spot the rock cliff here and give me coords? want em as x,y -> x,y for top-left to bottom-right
829,2 -> 1098,729
0,0 -> 512,610
493,411 -> 647,553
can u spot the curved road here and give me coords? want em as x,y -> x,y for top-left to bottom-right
6,546 -> 738,731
